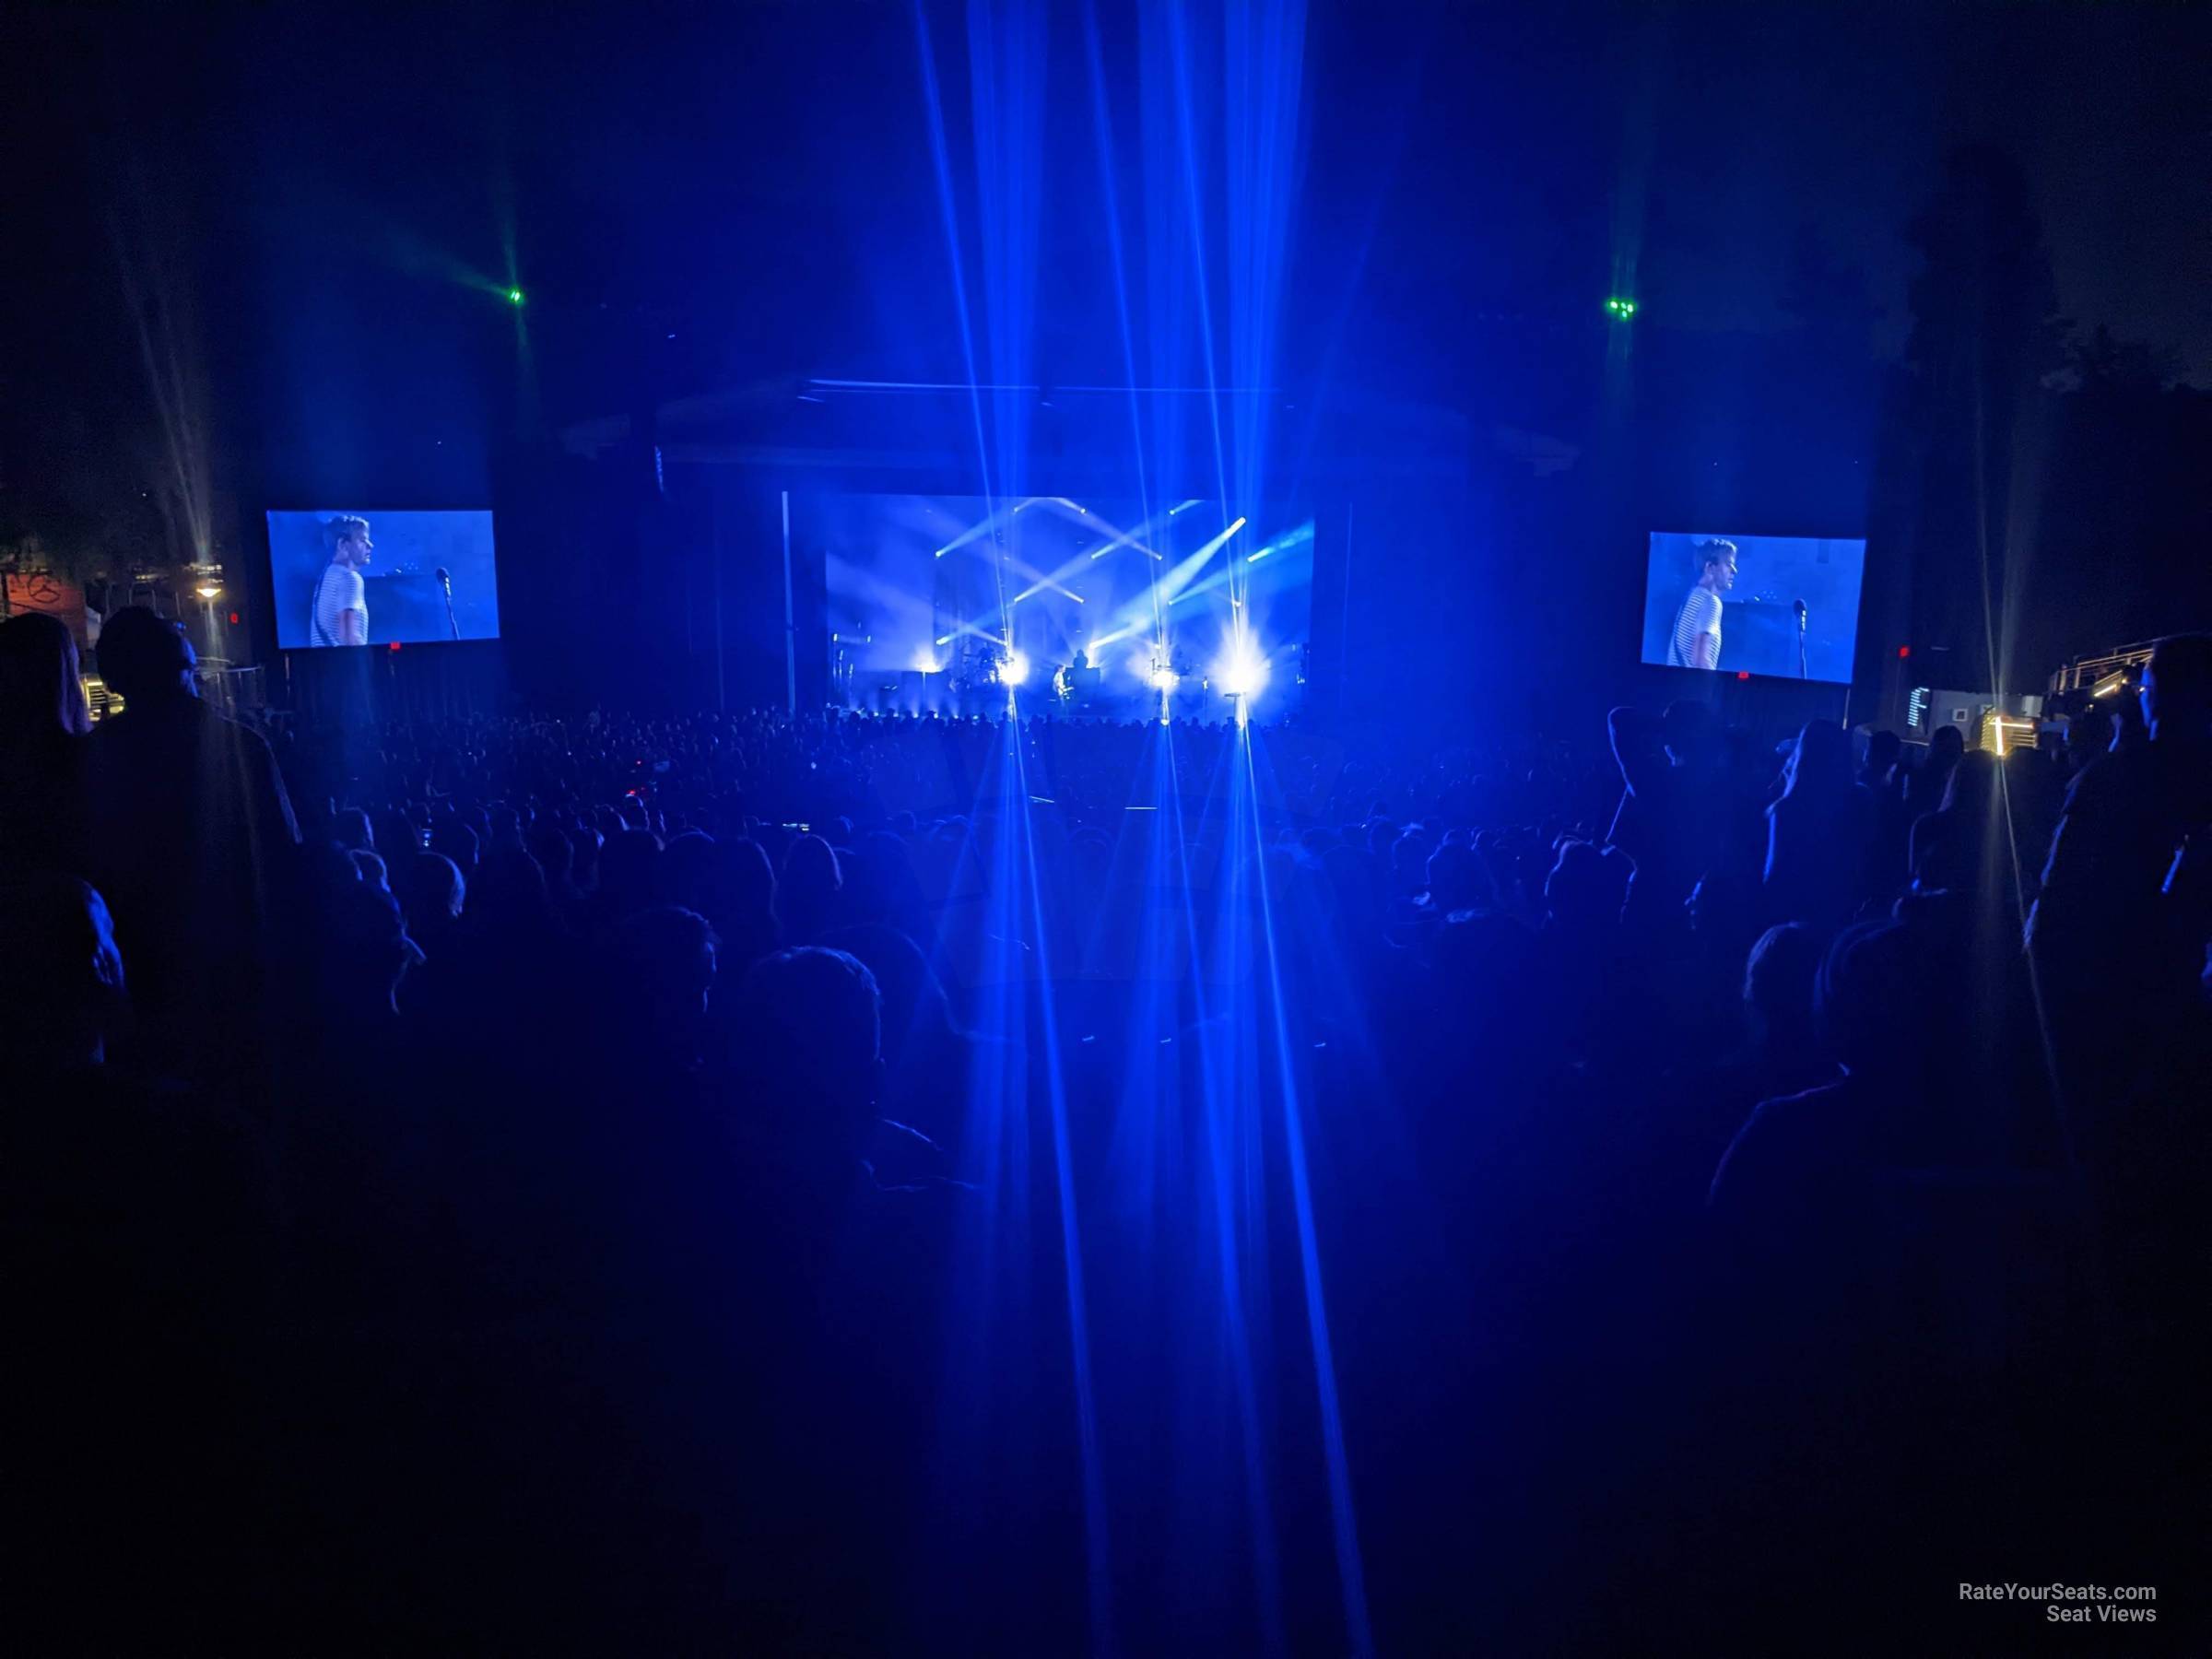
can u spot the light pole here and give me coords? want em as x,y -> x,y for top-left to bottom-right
186,561 -> 226,665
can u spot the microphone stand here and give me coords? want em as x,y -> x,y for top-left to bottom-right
1795,610 -> 1809,680
437,571 -> 461,641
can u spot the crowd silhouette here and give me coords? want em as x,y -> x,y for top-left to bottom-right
4,606 -> 2207,1653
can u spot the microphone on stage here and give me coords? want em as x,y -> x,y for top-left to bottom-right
1792,598 -> 1809,679
434,566 -> 461,641
1791,597 -> 1807,625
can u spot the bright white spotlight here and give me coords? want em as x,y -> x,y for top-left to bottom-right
1147,665 -> 1178,692
1002,651 -> 1031,687
1213,641 -> 1270,698
912,646 -> 940,674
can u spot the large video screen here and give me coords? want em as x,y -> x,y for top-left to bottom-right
266,510 -> 500,649
808,493 -> 1313,719
1640,531 -> 1865,684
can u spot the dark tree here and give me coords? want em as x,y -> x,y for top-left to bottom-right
1874,146 -> 2065,690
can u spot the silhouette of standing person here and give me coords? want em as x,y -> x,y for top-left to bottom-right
0,612 -> 91,878
86,608 -> 299,1084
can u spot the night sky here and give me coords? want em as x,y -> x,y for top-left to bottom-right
3,1 -> 2205,542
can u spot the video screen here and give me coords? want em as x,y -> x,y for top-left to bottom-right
807,493 -> 1313,719
1641,532 -> 1865,684
266,510 -> 500,649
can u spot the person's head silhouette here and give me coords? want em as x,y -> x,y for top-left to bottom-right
472,847 -> 557,940
2141,632 -> 2212,743
1662,699 -> 1716,766
1816,918 -> 1924,1080
724,838 -> 778,920
1780,719 -> 1853,797
0,612 -> 90,741
781,833 -> 842,914
611,906 -> 721,1053
1939,748 -> 2003,818
1425,841 -> 1488,915
1863,730 -> 1901,779
312,872 -> 421,1016
398,851 -> 465,934
97,607 -> 197,706
1546,839 -> 1630,928
818,923 -> 959,1065
430,818 -> 480,876
2065,704 -> 2112,759
1744,922 -> 1821,1052
733,946 -> 883,1159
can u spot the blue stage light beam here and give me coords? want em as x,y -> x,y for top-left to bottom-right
1130,516 -> 1245,622
912,1 -> 1011,641
915,5 -> 1110,1641
1239,723 -> 1372,1657
1168,6 -> 1233,526
1037,497 -> 1167,561
934,500 -> 1027,559
1008,579 -> 1085,606
1002,734 -> 1108,1652
1080,0 -> 1159,620
1190,729 -> 1291,1650
1086,511 -> 1250,650
1245,520 -> 1315,563
1000,556 -> 1085,605
1196,515 -> 1249,560
1154,518 -> 1250,611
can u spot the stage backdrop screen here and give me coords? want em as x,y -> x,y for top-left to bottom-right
807,493 -> 1313,720
1640,531 -> 1865,684
266,510 -> 500,648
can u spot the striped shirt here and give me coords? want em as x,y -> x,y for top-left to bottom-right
1669,585 -> 1722,669
313,563 -> 367,646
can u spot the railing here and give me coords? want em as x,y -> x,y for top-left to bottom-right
82,664 -> 267,725
195,665 -> 266,722
2051,642 -> 2157,694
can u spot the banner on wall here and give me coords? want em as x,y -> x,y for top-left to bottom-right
3,572 -> 89,643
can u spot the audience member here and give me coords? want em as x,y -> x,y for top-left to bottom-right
0,612 -> 91,877
85,607 -> 298,1083
779,832 -> 844,944
10,665 -> 2201,1652
1,874 -> 274,1650
1607,699 -> 1724,931
1763,719 -> 1873,934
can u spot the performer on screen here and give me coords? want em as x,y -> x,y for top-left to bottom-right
312,515 -> 374,647
1667,537 -> 1738,671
